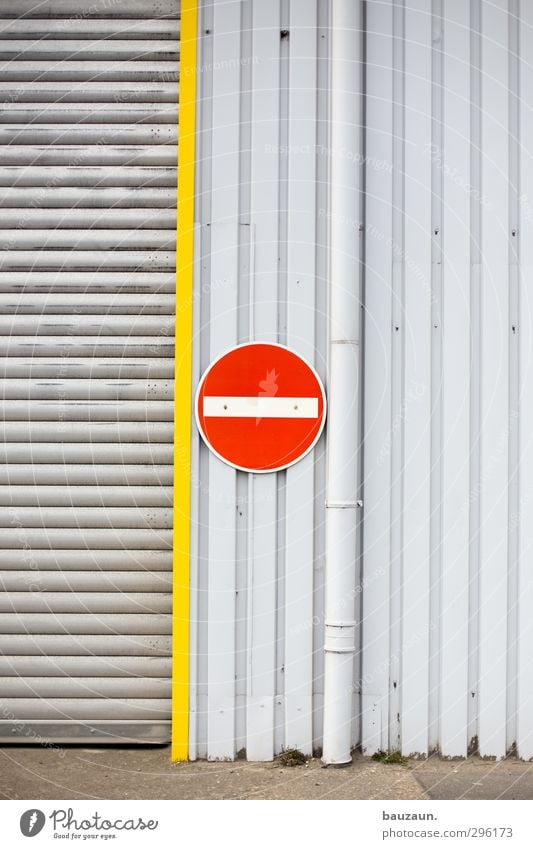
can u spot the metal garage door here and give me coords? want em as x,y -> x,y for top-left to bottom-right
0,0 -> 179,743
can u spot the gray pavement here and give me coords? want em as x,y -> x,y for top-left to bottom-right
1,746 -> 533,800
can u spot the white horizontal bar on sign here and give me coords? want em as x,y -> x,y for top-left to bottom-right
203,396 -> 319,419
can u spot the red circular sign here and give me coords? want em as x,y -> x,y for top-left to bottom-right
195,343 -> 326,473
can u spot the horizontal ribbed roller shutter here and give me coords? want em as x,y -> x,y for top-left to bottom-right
0,0 -> 179,743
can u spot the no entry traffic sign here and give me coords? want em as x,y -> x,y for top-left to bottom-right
195,342 -> 326,473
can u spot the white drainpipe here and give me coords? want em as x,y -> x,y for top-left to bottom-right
322,0 -> 363,766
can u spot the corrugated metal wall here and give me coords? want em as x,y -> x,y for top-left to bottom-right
362,0 -> 533,759
189,0 -> 335,760
0,0 -> 179,743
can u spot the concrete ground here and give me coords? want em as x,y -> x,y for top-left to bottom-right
2,746 -> 533,800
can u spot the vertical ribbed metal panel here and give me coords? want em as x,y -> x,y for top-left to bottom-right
362,0 -> 530,759
0,0 -> 179,743
190,0 -> 330,760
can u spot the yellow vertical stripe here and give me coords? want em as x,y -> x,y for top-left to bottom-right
172,0 -> 197,761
